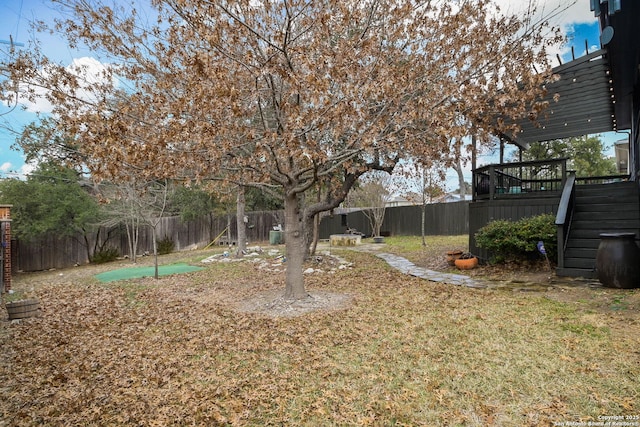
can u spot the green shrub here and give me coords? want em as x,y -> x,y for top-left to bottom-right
475,214 -> 556,263
157,235 -> 175,255
91,247 -> 120,264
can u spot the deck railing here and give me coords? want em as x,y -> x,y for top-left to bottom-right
576,174 -> 631,185
555,172 -> 577,270
473,158 -> 568,201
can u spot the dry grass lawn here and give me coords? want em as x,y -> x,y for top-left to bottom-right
1,236 -> 639,426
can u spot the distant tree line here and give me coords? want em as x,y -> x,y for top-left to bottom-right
514,135 -> 618,177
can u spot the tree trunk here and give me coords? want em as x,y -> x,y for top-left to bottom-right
132,220 -> 139,262
302,212 -> 314,260
83,230 -> 92,263
283,192 -> 308,300
208,212 -> 215,242
455,150 -> 466,200
125,220 -> 139,263
310,212 -> 320,257
308,186 -> 322,257
421,202 -> 426,246
91,228 -> 101,262
152,228 -> 158,279
236,185 -> 247,257
374,208 -> 385,237
125,222 -> 133,262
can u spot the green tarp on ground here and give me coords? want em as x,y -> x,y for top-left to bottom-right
95,263 -> 205,283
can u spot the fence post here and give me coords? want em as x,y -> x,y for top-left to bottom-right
489,166 -> 496,200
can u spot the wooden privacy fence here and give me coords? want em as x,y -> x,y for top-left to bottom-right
13,210 -> 283,272
13,202 -> 468,272
319,201 -> 469,238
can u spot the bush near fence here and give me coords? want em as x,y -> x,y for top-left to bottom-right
12,202 -> 469,272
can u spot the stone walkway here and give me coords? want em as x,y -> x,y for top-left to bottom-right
375,252 -> 488,289
322,241 -> 597,290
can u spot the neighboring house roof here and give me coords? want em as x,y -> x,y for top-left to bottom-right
394,192 -> 471,205
386,195 -> 412,207
614,138 -> 629,173
429,193 -> 469,204
330,207 -> 366,215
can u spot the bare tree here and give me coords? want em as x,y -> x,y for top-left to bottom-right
235,185 -> 247,257
100,179 -> 170,277
349,171 -> 394,239
99,182 -> 144,263
399,160 -> 446,246
139,180 -> 170,279
452,141 -> 468,201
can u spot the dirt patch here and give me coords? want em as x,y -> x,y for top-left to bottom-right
235,290 -> 353,318
195,251 -> 355,317
546,285 -> 640,313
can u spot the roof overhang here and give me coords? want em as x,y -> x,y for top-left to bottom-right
504,49 -> 616,148
503,0 -> 639,149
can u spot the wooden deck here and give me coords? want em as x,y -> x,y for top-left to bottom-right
470,160 -> 635,278
473,158 -> 568,201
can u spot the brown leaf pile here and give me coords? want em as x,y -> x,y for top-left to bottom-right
1,248 -> 639,426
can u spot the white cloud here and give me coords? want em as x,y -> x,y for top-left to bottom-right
20,89 -> 54,114
0,160 -> 37,179
19,161 -> 36,177
20,56 -> 116,114
502,0 -> 596,27
499,0 -> 599,62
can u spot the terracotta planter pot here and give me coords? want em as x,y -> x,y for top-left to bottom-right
455,257 -> 478,270
446,250 -> 463,266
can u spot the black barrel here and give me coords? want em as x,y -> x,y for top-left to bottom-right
595,233 -> 640,289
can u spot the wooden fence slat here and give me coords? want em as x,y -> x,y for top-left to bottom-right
318,202 -> 470,238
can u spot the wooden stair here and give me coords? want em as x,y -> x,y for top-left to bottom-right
556,181 -> 640,278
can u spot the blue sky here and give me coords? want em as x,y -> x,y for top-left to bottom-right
0,0 -> 625,185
